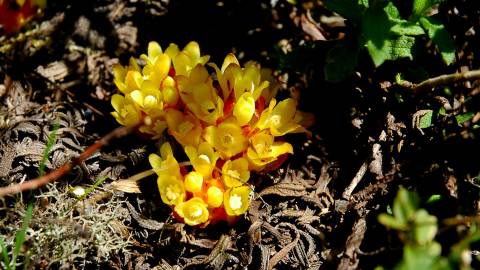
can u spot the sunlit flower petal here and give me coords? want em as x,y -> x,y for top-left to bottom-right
224,186 -> 251,216
204,121 -> 248,159
174,197 -> 209,226
157,175 -> 185,206
246,131 -> 293,170
166,109 -> 202,147
206,186 -> 224,208
222,158 -> 250,188
184,142 -> 220,179
184,171 -> 204,193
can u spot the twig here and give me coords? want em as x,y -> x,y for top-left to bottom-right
401,69 -> 480,93
342,162 -> 368,200
0,119 -> 145,197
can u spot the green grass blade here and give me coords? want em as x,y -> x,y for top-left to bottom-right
38,122 -> 60,177
12,203 -> 34,270
0,236 -> 12,270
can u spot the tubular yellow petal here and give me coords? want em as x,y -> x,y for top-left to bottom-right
125,70 -> 143,92
148,41 -> 163,59
158,175 -> 185,205
111,94 -> 125,113
233,92 -> 255,126
203,122 -> 247,159
165,43 -> 180,59
183,41 -> 201,59
163,87 -> 179,106
222,158 -> 250,188
206,186 -> 224,208
224,186 -> 251,216
221,53 -> 240,73
184,171 -> 204,193
174,197 -> 209,226
129,90 -> 144,107
160,142 -> 174,158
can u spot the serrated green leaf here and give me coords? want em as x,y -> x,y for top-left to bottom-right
419,17 -> 456,65
324,42 -> 359,82
391,21 -> 425,36
366,35 -> 415,66
384,2 -> 401,20
419,110 -> 433,129
455,112 -> 474,126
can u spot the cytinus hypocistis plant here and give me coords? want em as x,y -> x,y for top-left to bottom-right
111,41 -> 308,226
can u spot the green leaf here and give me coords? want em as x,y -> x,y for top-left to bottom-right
0,236 -> 12,270
455,112 -> 474,126
324,41 -> 359,82
396,243 -> 444,270
366,35 -> 416,67
324,0 -> 366,23
419,17 -> 456,65
414,209 -> 438,245
393,188 -> 419,226
378,214 -> 408,230
384,2 -> 401,20
419,110 -> 433,129
391,21 -> 425,36
13,203 -> 33,266
426,194 -> 442,204
412,0 -> 443,19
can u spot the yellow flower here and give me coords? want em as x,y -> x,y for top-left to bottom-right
224,186 -> 251,216
211,54 -> 270,103
204,121 -> 248,159
161,76 -> 179,106
149,142 -> 182,179
206,186 -> 224,208
209,53 -> 240,100
111,94 -> 142,126
184,171 -> 204,193
233,92 -> 256,126
140,41 -> 171,87
129,81 -> 163,111
246,131 -> 293,170
256,98 -> 306,136
177,64 -> 223,124
222,158 -> 250,188
165,109 -> 202,147
112,58 -> 141,94
157,175 -> 185,206
174,197 -> 209,226
184,142 -> 219,179
171,41 -> 210,76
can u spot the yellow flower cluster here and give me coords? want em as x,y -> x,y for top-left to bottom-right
111,41 -> 306,226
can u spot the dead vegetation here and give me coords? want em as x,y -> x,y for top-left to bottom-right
1,0 -> 480,269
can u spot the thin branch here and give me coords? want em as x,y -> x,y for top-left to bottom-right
402,69 -> 480,93
342,161 -> 368,200
0,119 -> 145,197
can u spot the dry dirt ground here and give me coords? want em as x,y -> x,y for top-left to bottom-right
1,0 -> 480,269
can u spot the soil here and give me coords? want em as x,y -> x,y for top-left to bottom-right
1,0 -> 480,269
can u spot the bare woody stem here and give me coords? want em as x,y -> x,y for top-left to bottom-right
402,69 -> 480,93
0,118 -> 145,197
